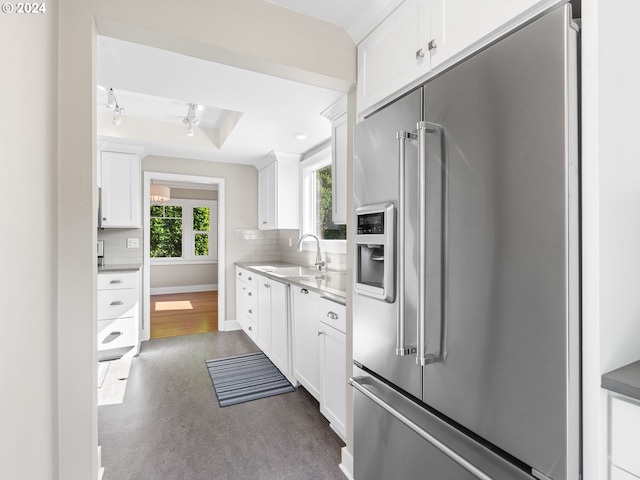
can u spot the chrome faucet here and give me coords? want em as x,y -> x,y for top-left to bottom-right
296,233 -> 325,271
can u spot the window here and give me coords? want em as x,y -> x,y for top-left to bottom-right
301,147 -> 346,252
150,199 -> 217,263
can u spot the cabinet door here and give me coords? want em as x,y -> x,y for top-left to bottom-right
357,0 -> 430,114
100,151 -> 140,228
258,162 -> 276,230
319,323 -> 347,440
332,113 -> 348,225
430,0 -> 543,69
292,287 -> 321,401
269,280 -> 289,376
257,275 -> 271,355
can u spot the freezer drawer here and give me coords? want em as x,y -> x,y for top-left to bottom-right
351,366 -> 535,480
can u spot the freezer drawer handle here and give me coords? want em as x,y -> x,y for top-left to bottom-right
349,376 -> 493,480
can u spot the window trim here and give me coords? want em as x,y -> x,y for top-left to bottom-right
299,145 -> 347,255
150,198 -> 218,265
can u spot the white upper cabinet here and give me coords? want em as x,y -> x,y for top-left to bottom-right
357,0 -> 431,114
256,152 -> 300,230
357,0 -> 557,114
430,0 -> 552,70
99,151 -> 140,228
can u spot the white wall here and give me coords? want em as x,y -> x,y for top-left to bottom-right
0,7 -> 58,480
582,1 -> 640,479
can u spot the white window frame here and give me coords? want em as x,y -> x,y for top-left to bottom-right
300,145 -> 347,254
150,198 -> 218,265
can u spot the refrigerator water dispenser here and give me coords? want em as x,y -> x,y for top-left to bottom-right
355,203 -> 395,302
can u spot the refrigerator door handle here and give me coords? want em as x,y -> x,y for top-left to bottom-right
417,121 -> 445,366
350,376 -> 494,480
396,130 -> 417,357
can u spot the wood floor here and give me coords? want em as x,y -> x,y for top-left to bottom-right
150,291 -> 218,339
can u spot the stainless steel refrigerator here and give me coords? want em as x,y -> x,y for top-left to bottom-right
351,4 -> 580,480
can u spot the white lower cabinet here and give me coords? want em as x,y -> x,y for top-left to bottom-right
235,267 -> 258,341
267,280 -> 290,379
611,395 -> 640,479
318,299 -> 347,440
97,270 -> 140,359
292,286 -> 347,440
292,287 -> 322,401
257,274 -> 292,381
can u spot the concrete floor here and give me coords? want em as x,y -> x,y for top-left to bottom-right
98,331 -> 346,480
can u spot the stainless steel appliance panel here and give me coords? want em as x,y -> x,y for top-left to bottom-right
353,89 -> 422,399
420,6 -> 579,479
352,366 -> 536,480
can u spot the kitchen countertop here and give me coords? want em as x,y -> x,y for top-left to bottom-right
602,359 -> 640,401
98,263 -> 143,272
236,261 -> 347,304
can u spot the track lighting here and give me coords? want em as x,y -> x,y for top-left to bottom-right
183,103 -> 200,136
107,88 -> 124,126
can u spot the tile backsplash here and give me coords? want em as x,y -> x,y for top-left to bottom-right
97,228 -> 143,265
233,228 -> 347,271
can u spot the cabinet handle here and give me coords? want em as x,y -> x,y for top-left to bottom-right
248,276 -> 252,281
301,288 -> 309,295
317,331 -> 325,336
416,48 -> 425,59
326,311 -> 339,320
248,309 -> 253,314
248,292 -> 252,296
110,280 -> 124,284
262,221 -> 267,224
238,272 -> 242,276
428,39 -> 437,51
264,283 -> 270,288
110,300 -> 124,306
248,326 -> 253,331
102,331 -> 123,344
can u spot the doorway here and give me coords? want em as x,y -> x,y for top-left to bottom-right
143,172 -> 226,343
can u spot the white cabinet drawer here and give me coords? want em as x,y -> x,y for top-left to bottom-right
236,267 -> 258,289
98,318 -> 137,351
612,396 -> 640,477
319,298 -> 346,334
98,289 -> 138,320
98,271 -> 138,290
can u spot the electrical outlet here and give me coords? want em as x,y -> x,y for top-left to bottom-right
127,238 -> 139,249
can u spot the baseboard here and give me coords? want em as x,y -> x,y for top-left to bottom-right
150,284 -> 217,295
339,447 -> 354,480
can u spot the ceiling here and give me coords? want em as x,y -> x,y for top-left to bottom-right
97,36 -> 345,166
96,1 -> 404,167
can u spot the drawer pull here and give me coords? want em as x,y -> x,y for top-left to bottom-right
248,326 -> 253,331
301,288 -> 309,295
110,280 -> 124,284
248,276 -> 253,281
248,292 -> 252,296
317,331 -> 325,336
110,301 -> 124,306
327,311 -> 339,320
248,309 -> 253,314
102,331 -> 123,344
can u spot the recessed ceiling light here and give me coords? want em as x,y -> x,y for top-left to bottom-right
293,133 -> 308,140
